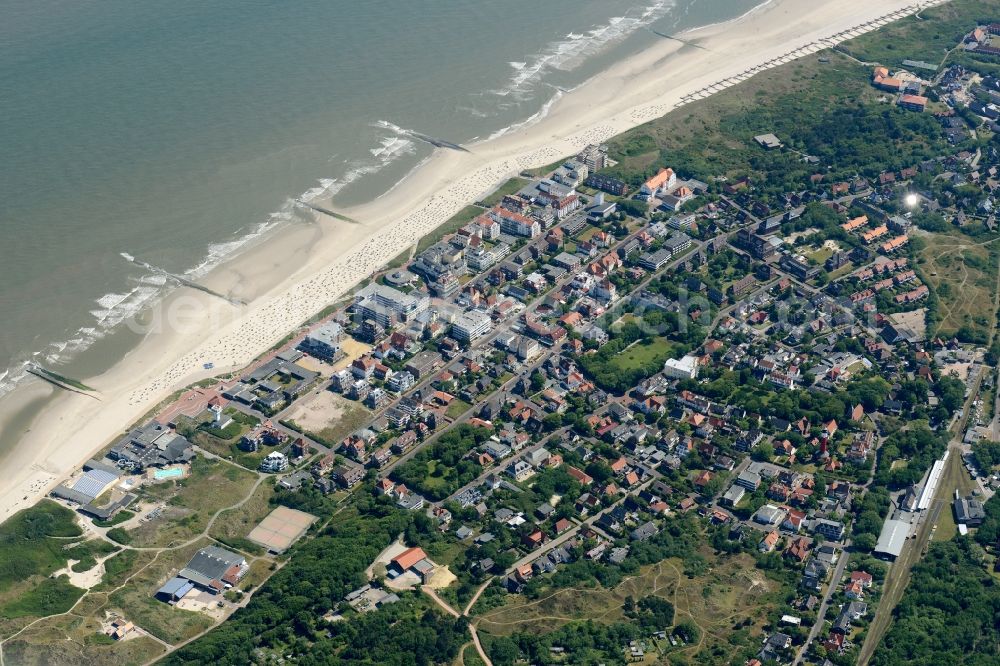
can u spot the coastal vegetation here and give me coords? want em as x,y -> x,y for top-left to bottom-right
416,205 -> 482,255
125,456 -> 258,548
108,539 -> 217,644
26,365 -> 96,393
160,501 -> 434,664
6,2 -> 1000,665
0,501 -> 86,627
481,177 -> 529,208
871,538 -> 1000,666
915,230 -> 1000,342
839,0 -> 997,68
478,545 -> 787,666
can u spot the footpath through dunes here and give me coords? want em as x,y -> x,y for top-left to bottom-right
0,0 -> 941,530
472,554 -> 781,661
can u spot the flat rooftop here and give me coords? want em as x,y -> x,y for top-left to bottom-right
247,506 -> 318,554
874,518 -> 911,558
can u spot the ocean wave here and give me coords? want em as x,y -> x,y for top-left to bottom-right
185,215 -> 289,279
683,0 -> 775,36
317,129 -> 417,199
486,87 -> 566,141
370,135 -> 415,160
492,0 -> 676,98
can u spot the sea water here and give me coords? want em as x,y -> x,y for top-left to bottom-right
0,0 -> 763,399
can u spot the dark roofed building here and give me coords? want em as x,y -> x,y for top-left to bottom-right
108,423 -> 194,471
954,497 -> 986,526
176,546 -> 247,594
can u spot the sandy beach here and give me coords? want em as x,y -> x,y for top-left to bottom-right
0,0 -> 946,524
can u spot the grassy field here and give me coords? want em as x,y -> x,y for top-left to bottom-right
932,448 -> 980,542
94,550 -> 157,593
236,558 -> 275,592
66,539 -> 119,573
914,230 -> 999,342
461,643 -> 487,666
310,402 -> 372,447
92,510 -> 135,528
3,615 -> 167,666
418,460 -> 452,495
1,576 -> 83,620
126,457 -> 259,548
610,337 -> 678,373
207,480 -> 275,555
445,398 -> 473,420
476,552 -> 782,662
283,390 -> 373,449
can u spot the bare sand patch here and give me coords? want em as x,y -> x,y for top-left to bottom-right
53,548 -> 120,590
425,565 -> 457,590
284,391 -> 356,433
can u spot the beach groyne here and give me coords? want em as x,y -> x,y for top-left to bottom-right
294,200 -> 361,224
25,364 -> 99,399
121,253 -> 246,306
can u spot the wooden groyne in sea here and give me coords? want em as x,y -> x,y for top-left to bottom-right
407,131 -> 471,153
650,29 -> 709,51
294,200 -> 361,224
121,254 -> 247,306
26,364 -> 100,399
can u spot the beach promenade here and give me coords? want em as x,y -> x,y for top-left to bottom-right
0,0 -> 948,524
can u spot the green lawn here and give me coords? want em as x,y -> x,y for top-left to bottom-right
807,246 -> 833,265
421,461 -> 452,494
445,398 -> 473,420
610,337 -> 677,372
93,509 -> 135,528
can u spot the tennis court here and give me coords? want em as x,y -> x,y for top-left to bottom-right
247,505 -> 318,553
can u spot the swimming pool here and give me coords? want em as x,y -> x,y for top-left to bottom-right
153,467 -> 184,480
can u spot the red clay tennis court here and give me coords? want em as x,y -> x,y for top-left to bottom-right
247,505 -> 317,554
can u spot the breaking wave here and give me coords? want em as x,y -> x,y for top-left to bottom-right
492,0 -> 676,98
